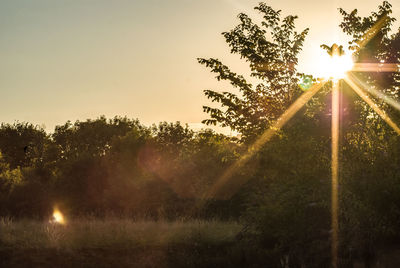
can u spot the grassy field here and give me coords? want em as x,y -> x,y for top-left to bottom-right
0,218 -> 247,267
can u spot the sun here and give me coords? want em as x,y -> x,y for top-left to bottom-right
314,47 -> 354,80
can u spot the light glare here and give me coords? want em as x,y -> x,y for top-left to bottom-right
52,209 -> 65,224
315,50 -> 354,80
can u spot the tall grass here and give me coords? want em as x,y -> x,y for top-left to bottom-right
0,217 -> 242,250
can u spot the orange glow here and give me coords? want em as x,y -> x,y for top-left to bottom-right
51,209 -> 65,224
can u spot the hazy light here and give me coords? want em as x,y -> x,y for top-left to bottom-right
51,209 -> 65,225
314,51 -> 354,80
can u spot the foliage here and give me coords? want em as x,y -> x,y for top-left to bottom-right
198,3 -> 309,142
335,1 -> 400,265
0,117 -> 242,219
340,1 -> 400,132
0,122 -> 48,169
0,1 -> 400,267
198,1 -> 400,266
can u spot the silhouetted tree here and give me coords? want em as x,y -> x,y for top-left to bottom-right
0,122 -> 48,169
198,3 -> 309,142
337,2 -> 400,265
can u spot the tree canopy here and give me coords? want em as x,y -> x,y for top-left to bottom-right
198,3 -> 309,142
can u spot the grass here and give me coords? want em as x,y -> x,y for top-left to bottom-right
0,218 -> 245,267
0,217 -> 241,249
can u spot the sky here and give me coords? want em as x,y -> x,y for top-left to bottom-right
1,0 -> 399,133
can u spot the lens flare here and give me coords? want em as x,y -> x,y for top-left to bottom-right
299,75 -> 314,91
51,209 -> 65,224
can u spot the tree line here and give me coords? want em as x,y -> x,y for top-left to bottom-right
0,118 -> 246,219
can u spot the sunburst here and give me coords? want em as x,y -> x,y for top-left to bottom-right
202,13 -> 400,268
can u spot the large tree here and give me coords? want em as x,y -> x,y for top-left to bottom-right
338,2 -> 400,265
198,3 -> 309,142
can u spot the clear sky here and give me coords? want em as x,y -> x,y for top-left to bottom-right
1,0 -> 399,132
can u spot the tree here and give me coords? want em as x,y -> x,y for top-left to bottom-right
52,116 -> 142,161
339,1 -> 400,136
0,122 -> 48,169
198,3 -> 309,142
337,2 -> 400,265
198,1 -> 400,266
50,116 -> 146,215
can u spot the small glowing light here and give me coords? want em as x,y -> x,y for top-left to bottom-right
51,209 -> 65,224
314,49 -> 354,80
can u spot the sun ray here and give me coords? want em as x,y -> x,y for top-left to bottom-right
204,81 -> 326,199
348,72 -> 400,112
354,14 -> 390,52
331,81 -> 340,268
344,76 -> 400,135
352,63 -> 399,73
